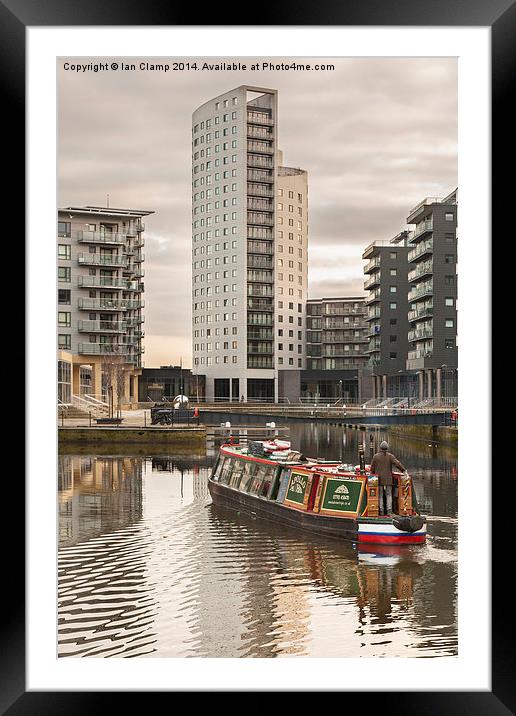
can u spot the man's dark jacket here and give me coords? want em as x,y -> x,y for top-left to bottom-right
370,450 -> 406,486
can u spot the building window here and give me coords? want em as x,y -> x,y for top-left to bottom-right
445,339 -> 455,349
58,289 -> 71,304
58,312 -> 71,327
390,285 -> 397,293
389,302 -> 397,309
445,255 -> 455,264
445,212 -> 454,221
390,268 -> 397,276
445,297 -> 454,306
58,244 -> 71,260
58,267 -> 71,282
389,352 -> 397,359
389,251 -> 397,259
58,221 -> 71,237
58,334 -> 71,349
445,319 -> 454,328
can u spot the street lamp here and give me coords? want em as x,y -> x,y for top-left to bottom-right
339,379 -> 343,405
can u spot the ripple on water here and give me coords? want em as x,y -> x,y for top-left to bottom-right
58,452 -> 458,658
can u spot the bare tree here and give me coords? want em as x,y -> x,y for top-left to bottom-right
101,349 -> 127,418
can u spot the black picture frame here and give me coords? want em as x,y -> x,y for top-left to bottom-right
10,0 -> 506,710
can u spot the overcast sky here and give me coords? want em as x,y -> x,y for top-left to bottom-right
58,57 -> 457,368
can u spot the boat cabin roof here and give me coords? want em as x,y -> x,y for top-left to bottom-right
219,443 -> 375,479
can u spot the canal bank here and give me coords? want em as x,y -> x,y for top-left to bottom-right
58,426 -> 206,449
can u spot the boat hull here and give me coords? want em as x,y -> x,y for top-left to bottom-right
208,479 -> 426,545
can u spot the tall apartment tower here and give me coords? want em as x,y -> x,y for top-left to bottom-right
191,86 -> 307,401
405,189 -> 458,400
275,155 -> 308,371
57,205 -> 152,403
362,231 -> 410,398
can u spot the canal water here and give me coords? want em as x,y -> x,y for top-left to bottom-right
58,424 -> 457,658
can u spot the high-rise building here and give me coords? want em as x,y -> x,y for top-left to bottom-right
191,86 -> 308,401
57,205 -> 152,404
362,231 -> 410,398
406,189 -> 458,400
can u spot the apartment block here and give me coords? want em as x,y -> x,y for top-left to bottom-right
57,205 -> 153,403
191,86 -> 308,401
362,231 -> 410,398
406,189 -> 458,399
301,297 -> 372,403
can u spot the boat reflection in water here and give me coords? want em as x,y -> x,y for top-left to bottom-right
206,502 -> 447,657
57,436 -> 457,658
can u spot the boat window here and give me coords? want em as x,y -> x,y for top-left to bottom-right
228,458 -> 244,488
249,464 -> 268,496
219,457 -> 234,485
259,464 -> 276,497
239,461 -> 256,492
212,455 -> 224,481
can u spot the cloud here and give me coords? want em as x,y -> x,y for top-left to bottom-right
58,56 -> 457,368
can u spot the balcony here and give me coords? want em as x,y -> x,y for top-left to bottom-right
247,284 -> 274,297
247,126 -> 274,140
408,239 -> 433,263
410,219 -> 433,242
248,198 -> 274,211
364,257 -> 381,274
75,230 -> 127,245
247,240 -> 274,255
365,290 -> 381,304
247,183 -> 274,198
78,320 -> 127,333
77,254 -> 128,268
247,112 -> 274,126
77,277 -> 137,290
408,306 -> 433,322
125,316 -> 144,326
364,272 -> 381,290
78,298 -> 126,311
247,155 -> 274,170
78,343 -> 129,356
365,340 -> 381,353
126,222 -> 145,236
408,282 -> 433,302
408,260 -> 433,282
408,348 -> 433,361
247,255 -> 273,269
247,169 -> 274,183
408,327 -> 433,342
247,141 -> 274,155
407,197 -> 441,224
365,308 -> 381,321
247,212 -> 274,226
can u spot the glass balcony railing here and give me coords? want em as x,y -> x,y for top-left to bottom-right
408,260 -> 433,282
78,343 -> 129,355
408,239 -> 433,263
78,320 -> 127,333
75,231 -> 127,244
77,277 -> 138,290
77,254 -> 128,267
408,282 -> 433,302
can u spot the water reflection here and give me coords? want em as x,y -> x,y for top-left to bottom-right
58,426 -> 457,658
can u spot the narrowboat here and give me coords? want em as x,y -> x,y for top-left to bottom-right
208,439 -> 427,545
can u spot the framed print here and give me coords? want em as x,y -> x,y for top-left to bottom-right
7,0 -> 510,709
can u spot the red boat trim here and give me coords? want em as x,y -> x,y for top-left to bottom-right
358,533 -> 426,544
219,445 -> 278,466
